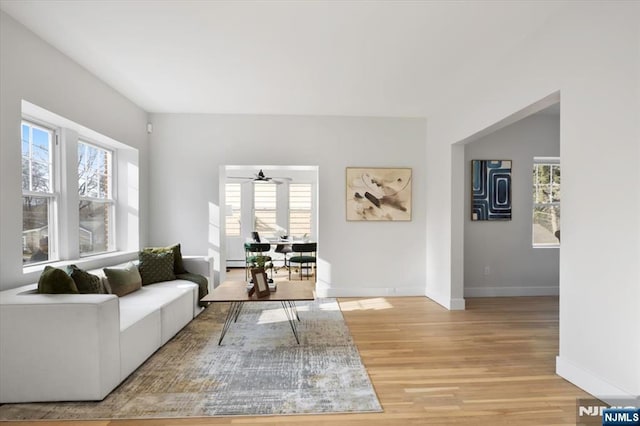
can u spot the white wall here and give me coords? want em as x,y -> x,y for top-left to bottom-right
0,11 -> 149,289
464,113 -> 560,297
148,113 -> 427,295
426,2 -> 639,399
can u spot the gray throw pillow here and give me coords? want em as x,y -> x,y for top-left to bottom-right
139,250 -> 176,285
38,266 -> 79,294
66,265 -> 105,294
103,262 -> 142,297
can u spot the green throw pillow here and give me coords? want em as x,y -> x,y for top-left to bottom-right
139,250 -> 176,285
65,265 -> 105,294
103,262 -> 142,297
38,266 -> 79,294
142,243 -> 187,274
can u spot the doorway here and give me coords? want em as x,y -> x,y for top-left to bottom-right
220,165 -> 319,278
451,92 -> 561,302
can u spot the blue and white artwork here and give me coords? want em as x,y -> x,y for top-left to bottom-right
472,160 -> 512,221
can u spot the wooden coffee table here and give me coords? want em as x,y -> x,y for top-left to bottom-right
201,280 -> 315,345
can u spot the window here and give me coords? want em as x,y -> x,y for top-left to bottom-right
78,141 -> 114,256
289,183 -> 312,238
20,100 -> 134,269
254,183 -> 277,238
22,120 -> 56,264
225,183 -> 241,236
532,158 -> 560,246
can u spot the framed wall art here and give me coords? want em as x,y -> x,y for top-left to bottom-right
471,160 -> 512,221
346,167 -> 412,221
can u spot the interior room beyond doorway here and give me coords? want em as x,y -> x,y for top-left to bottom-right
222,165 -> 319,277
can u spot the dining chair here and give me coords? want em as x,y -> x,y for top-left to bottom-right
274,243 -> 292,273
244,242 -> 273,281
288,243 -> 317,281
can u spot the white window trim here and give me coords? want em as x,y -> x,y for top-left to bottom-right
224,182 -> 242,237
78,140 -> 117,257
21,100 -> 139,273
532,157 -> 560,248
253,182 -> 279,238
289,182 -> 314,238
21,119 -> 60,263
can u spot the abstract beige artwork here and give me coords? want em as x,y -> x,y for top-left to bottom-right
346,167 -> 412,221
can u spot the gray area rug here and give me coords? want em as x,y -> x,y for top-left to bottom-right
0,299 -> 381,420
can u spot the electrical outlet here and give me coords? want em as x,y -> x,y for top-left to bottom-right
484,266 -> 490,275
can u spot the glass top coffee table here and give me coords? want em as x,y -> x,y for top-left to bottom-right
201,280 -> 315,345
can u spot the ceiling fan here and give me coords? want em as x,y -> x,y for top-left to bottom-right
227,169 -> 292,184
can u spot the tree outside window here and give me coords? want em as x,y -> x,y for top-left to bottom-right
532,158 -> 560,246
22,121 -> 55,264
78,141 -> 114,256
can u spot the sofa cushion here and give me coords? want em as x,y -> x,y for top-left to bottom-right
118,283 -> 196,345
38,266 -> 79,294
139,250 -> 176,285
145,279 -> 201,317
118,283 -> 193,309
66,265 -> 105,294
103,262 -> 142,297
119,307 -> 161,381
142,243 -> 187,274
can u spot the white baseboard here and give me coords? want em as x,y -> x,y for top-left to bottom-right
556,356 -> 638,403
449,298 -> 466,310
464,286 -> 559,297
316,284 -> 425,298
273,281 -> 467,309
424,288 -> 466,310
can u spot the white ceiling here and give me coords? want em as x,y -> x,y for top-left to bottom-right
0,1 -> 570,117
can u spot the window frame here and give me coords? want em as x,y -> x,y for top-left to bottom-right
288,182 -> 313,238
21,119 -> 60,264
224,182 -> 242,237
253,182 -> 278,238
532,157 -> 561,248
20,100 -> 134,272
77,139 -> 117,257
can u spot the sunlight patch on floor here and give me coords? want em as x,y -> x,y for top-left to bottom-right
318,301 -> 340,311
256,309 -> 287,324
253,300 -> 338,324
339,298 -> 394,311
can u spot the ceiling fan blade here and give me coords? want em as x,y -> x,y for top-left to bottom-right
229,170 -> 292,184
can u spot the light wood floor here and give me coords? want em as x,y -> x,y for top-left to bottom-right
3,269 -> 591,425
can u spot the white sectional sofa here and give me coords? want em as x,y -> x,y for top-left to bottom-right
0,256 -> 213,403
